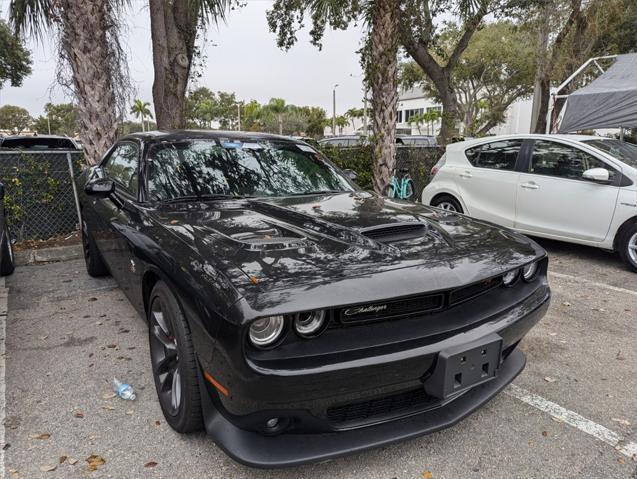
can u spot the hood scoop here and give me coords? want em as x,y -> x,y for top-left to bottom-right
229,228 -> 308,250
360,222 -> 427,243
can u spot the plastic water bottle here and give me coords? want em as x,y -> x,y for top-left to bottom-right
113,378 -> 136,401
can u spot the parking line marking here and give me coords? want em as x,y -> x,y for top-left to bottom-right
550,271 -> 637,297
506,384 -> 637,459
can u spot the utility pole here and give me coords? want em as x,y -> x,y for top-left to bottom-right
237,103 -> 241,131
332,84 -> 339,136
47,115 -> 51,135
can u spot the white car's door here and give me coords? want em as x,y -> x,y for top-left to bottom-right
455,139 -> 523,227
515,139 -> 620,242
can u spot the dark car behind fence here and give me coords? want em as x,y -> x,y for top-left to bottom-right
319,145 -> 445,200
0,150 -> 83,242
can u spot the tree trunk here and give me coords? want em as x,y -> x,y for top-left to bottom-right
368,0 -> 400,194
534,77 -> 551,133
58,0 -> 119,164
149,0 -> 198,129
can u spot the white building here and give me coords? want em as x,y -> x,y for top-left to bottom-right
397,87 -> 533,137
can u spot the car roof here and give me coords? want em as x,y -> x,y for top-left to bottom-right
1,134 -> 75,140
446,133 -> 604,151
120,130 -> 301,144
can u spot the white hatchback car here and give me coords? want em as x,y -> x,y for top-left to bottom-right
422,134 -> 637,272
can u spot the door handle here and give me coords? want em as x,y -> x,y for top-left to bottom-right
520,182 -> 539,190
459,171 -> 472,179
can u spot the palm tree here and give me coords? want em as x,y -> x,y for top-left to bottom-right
149,0 -> 234,129
10,0 -> 129,165
130,99 -> 153,132
345,108 -> 364,129
336,115 -> 349,135
267,98 -> 287,135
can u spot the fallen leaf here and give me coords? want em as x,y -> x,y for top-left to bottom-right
59,456 -> 67,464
39,464 -> 57,472
544,377 -> 557,383
106,344 -> 117,349
550,417 -> 563,423
101,405 -> 115,411
73,411 -> 85,418
30,433 -> 51,440
38,335 -> 48,341
542,431 -> 549,437
68,458 -> 78,465
422,471 -> 433,479
102,392 -> 116,400
562,301 -> 571,307
611,418 -> 631,426
155,420 -> 160,426
618,458 -> 625,465
126,409 -> 134,415
616,351 -> 626,361
86,455 -> 106,471
144,461 -> 158,468
88,297 -> 97,302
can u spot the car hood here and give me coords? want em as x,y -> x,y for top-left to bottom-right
149,192 -> 542,304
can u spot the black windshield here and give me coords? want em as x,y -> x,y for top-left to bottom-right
583,139 -> 637,169
147,140 -> 354,201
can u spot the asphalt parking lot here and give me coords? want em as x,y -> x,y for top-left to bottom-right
2,239 -> 636,479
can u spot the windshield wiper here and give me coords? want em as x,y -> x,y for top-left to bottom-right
289,189 -> 343,196
161,194 -> 249,204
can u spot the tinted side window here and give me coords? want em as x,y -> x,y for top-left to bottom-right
465,140 -> 522,170
104,143 -> 139,195
530,140 -> 615,181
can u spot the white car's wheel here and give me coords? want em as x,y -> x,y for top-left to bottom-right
618,224 -> 637,273
431,195 -> 463,214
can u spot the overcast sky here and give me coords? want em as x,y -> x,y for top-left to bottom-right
0,0 -> 367,118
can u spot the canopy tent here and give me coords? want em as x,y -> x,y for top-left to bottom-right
558,53 -> 637,133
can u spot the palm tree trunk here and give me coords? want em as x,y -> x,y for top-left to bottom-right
149,0 -> 197,129
141,113 -> 145,132
369,0 -> 400,194
278,114 -> 283,135
58,0 -> 120,164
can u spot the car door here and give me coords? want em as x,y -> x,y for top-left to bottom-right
455,139 -> 524,228
514,139 -> 620,242
92,141 -> 144,297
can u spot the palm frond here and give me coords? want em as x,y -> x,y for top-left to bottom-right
195,0 -> 234,26
9,0 -> 54,38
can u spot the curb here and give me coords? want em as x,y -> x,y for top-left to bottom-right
14,244 -> 83,266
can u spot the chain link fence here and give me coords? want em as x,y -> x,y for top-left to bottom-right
0,150 -> 84,242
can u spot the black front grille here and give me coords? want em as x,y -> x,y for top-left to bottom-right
450,276 -> 503,305
337,293 -> 444,323
361,222 -> 426,242
327,388 -> 439,425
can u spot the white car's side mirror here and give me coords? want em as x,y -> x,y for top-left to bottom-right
582,167 -> 610,183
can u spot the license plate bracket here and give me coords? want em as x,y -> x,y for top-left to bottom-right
424,334 -> 503,399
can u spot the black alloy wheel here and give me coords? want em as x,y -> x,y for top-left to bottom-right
148,281 -> 203,432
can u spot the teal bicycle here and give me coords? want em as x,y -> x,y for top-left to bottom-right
384,167 -> 415,200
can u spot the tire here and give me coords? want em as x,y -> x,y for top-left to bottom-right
81,217 -> 109,277
617,222 -> 637,273
0,223 -> 15,276
148,281 -> 203,433
431,194 -> 463,214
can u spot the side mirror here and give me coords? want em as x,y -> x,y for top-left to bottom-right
343,169 -> 358,181
85,178 -> 115,197
582,167 -> 610,183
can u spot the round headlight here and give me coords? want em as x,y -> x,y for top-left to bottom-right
294,310 -> 326,337
249,316 -> 285,348
502,269 -> 519,287
522,262 -> 538,281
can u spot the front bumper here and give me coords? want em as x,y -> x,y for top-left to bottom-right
198,284 -> 550,468
200,348 -> 527,468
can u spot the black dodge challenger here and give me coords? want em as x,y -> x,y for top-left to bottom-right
78,131 -> 550,468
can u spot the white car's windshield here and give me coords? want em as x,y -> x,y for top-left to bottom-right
583,139 -> 637,169
147,140 -> 354,201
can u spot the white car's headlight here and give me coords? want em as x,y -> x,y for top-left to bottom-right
249,316 -> 285,348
